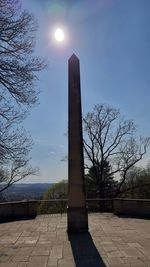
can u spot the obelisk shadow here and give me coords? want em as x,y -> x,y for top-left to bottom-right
68,232 -> 106,267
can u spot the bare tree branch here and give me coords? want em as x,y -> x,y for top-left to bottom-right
0,0 -> 45,191
83,104 -> 150,198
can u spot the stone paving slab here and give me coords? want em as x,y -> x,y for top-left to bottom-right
0,213 -> 150,266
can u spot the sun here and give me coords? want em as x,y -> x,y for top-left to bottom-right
54,28 -> 64,42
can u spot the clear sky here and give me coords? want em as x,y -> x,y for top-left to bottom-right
21,0 -> 150,183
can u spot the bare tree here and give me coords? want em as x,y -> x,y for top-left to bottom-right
120,165 -> 150,198
0,127 -> 38,193
0,0 -> 45,108
0,159 -> 38,193
0,0 -> 45,190
83,104 -> 150,198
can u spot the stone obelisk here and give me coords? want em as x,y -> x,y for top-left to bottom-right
67,54 -> 88,233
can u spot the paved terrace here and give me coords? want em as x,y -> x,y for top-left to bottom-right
0,213 -> 150,267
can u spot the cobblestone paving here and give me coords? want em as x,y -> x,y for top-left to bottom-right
0,213 -> 150,267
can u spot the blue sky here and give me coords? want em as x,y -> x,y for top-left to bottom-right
21,0 -> 150,183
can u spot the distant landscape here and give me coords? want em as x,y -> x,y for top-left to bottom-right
0,184 -> 53,202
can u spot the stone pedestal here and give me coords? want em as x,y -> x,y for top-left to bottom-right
67,207 -> 88,233
68,54 -> 88,233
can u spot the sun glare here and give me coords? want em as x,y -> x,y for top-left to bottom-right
54,28 -> 64,42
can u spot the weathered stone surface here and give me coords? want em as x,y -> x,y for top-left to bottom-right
0,214 -> 149,266
68,54 -> 88,232
28,256 -> 48,267
113,198 -> 150,218
67,207 -> 88,233
47,258 -> 58,266
0,201 -> 38,220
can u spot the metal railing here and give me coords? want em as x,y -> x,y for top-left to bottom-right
38,199 -> 68,214
87,199 -> 113,212
38,198 -> 113,214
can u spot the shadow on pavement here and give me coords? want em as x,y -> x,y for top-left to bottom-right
68,232 -> 106,267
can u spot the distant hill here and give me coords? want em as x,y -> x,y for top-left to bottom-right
0,183 -> 53,202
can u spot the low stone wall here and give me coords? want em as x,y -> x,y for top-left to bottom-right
1,199 -> 150,220
0,201 -> 39,220
0,200 -> 68,220
113,198 -> 150,218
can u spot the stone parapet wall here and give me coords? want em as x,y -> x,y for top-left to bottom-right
0,200 -> 68,220
113,198 -> 150,218
0,201 -> 38,220
1,199 -> 150,220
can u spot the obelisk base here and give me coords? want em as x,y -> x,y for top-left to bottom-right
67,206 -> 88,233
